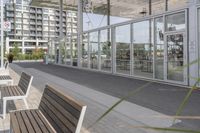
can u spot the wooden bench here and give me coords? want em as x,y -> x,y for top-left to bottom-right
0,72 -> 33,119
0,75 -> 13,85
0,62 -> 12,85
10,85 -> 87,133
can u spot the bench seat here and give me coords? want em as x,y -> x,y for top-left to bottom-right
0,86 -> 24,98
0,75 -> 13,85
10,85 -> 87,133
10,109 -> 55,133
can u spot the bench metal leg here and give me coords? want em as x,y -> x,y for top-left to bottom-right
3,99 -> 7,119
23,98 -> 29,109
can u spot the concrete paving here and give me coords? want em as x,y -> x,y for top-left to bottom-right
0,62 -> 199,132
14,62 -> 200,130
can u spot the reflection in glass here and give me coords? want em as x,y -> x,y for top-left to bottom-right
133,20 -> 153,78
65,37 -> 71,65
82,33 -> 89,68
89,32 -> 99,69
48,40 -> 55,63
100,29 -> 111,72
166,12 -> 185,32
116,25 -> 130,75
155,17 -> 164,79
72,35 -> 78,66
167,34 -> 184,81
60,39 -> 67,64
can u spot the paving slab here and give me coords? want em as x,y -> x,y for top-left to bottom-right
0,63 -> 192,132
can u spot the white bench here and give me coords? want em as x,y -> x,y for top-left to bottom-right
0,72 -> 33,119
10,85 -> 87,133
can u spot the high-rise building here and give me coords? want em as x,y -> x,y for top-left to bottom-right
4,0 -> 77,54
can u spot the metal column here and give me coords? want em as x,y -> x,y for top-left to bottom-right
77,0 -> 83,67
1,0 -> 4,68
58,0 -> 63,64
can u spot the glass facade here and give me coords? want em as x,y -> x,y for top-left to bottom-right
115,25 -> 130,75
100,29 -> 111,72
89,32 -> 99,69
155,17 -> 164,80
43,0 -> 198,86
133,20 -> 153,78
81,33 -> 89,68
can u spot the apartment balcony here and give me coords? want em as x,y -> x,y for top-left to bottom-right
16,21 -> 22,24
37,10 -> 42,14
37,16 -> 42,20
30,33 -> 36,36
7,7 -> 14,11
37,22 -> 42,25
37,28 -> 42,31
30,28 -> 36,30
23,21 -> 29,24
30,22 -> 36,25
7,14 -> 14,17
30,16 -> 36,19
30,10 -> 35,13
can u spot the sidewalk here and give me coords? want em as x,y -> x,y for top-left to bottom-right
0,63 -> 187,133
0,62 -> 198,132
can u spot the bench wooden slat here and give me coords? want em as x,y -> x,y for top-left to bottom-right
40,101 -> 72,133
10,85 -> 87,133
5,87 -> 11,97
39,105 -> 63,133
8,87 -> 14,96
21,111 -> 35,133
25,110 -> 43,133
31,110 -> 54,133
43,93 -> 78,125
18,72 -> 32,94
46,85 -> 83,111
42,96 -> 76,132
16,111 -> 28,133
11,87 -> 19,96
10,113 -> 21,133
44,88 -> 80,119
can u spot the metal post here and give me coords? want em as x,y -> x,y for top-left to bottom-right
1,0 -> 4,68
58,0 -> 63,64
149,0 -> 152,15
107,0 -> 110,42
165,0 -> 168,11
77,0 -> 83,67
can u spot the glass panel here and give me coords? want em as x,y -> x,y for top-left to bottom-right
133,20 -> 153,78
116,25 -> 130,75
72,35 -> 78,66
166,12 -> 185,32
66,36 -> 71,65
60,38 -> 70,65
89,32 -> 99,69
100,29 -> 111,72
155,17 -> 164,79
82,33 -> 89,68
198,8 -> 200,84
167,34 -> 184,81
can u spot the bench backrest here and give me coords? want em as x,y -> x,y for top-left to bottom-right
39,85 -> 87,133
18,72 -> 33,96
4,61 -> 9,69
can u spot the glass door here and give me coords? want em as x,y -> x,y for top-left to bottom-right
165,32 -> 187,84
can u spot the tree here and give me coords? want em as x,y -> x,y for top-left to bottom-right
12,43 -> 20,60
